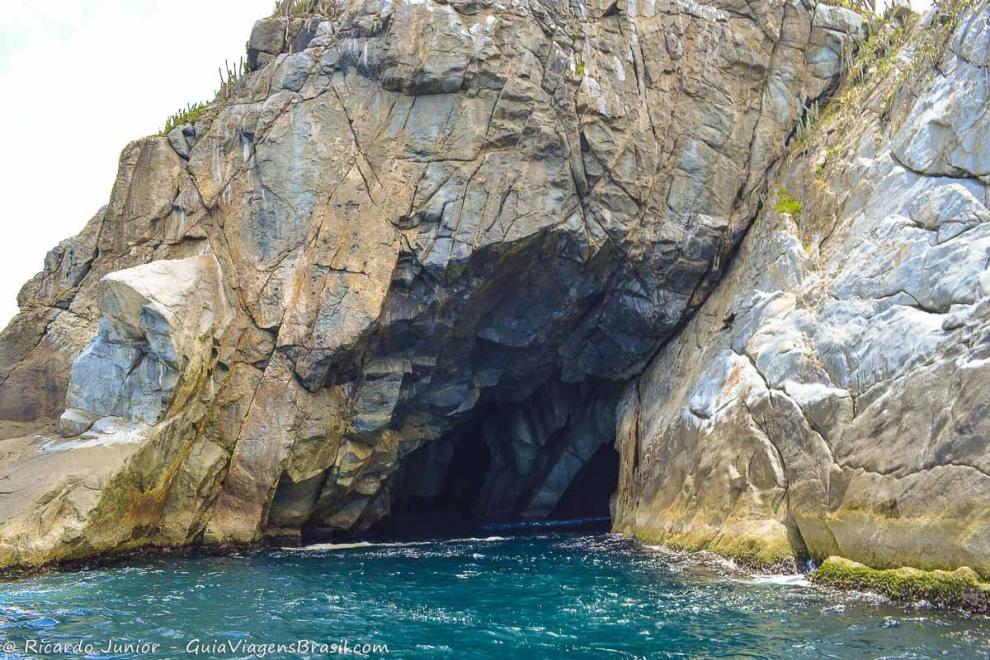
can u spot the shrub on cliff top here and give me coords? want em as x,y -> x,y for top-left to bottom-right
272,0 -> 334,17
163,102 -> 211,135
893,0 -> 977,95
793,0 -> 975,155
160,58 -> 246,135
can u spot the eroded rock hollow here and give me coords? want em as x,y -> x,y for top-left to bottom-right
2,0 -> 986,582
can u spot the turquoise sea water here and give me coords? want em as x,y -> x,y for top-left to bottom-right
0,533 -> 988,658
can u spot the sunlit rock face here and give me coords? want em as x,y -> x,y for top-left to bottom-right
59,256 -> 232,434
0,0 -> 863,568
615,1 -> 990,575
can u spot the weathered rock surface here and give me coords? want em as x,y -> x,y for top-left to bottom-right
61,256 -> 232,431
0,0 -> 870,569
615,0 -> 990,576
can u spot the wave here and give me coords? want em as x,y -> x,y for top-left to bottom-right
642,544 -> 741,572
748,574 -> 811,587
640,543 -> 812,587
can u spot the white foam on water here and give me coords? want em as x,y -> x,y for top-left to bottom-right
302,541 -> 375,551
285,536 -> 508,553
642,544 -> 740,571
640,541 -> 814,587
749,574 -> 811,587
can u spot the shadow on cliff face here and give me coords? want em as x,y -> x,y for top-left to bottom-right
310,380 -> 621,541
549,442 -> 619,522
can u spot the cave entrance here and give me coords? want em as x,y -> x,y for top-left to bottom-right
549,441 -> 619,523
381,414 -> 493,538
376,381 -> 622,538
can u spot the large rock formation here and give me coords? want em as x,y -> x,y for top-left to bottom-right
615,0 -> 990,575
16,0 -> 980,574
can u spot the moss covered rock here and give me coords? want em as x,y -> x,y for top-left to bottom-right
812,557 -> 990,612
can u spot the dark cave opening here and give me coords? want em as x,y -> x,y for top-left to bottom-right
380,415 -> 494,538
372,381 -> 622,539
549,441 -> 619,522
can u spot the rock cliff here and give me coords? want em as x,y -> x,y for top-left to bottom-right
0,0 -> 982,582
615,0 -> 990,576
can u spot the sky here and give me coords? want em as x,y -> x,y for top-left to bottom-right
0,0 -> 272,328
0,0 -> 935,330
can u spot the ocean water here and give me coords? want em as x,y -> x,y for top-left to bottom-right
0,533 -> 988,658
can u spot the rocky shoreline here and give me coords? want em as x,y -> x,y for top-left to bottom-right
5,526 -> 989,614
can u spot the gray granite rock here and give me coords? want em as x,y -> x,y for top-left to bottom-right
64,256 -> 232,426
615,1 -> 990,576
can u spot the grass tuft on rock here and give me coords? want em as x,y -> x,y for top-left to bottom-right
812,557 -> 990,611
774,188 -> 803,217
792,0 -> 975,155
881,0 -> 976,112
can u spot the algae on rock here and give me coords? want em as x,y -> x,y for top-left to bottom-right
813,557 -> 990,611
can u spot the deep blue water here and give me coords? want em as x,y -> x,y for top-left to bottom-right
1,533 -> 988,658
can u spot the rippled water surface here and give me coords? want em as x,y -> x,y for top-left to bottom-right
1,533 -> 989,658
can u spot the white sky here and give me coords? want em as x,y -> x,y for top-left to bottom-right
0,0 -> 272,329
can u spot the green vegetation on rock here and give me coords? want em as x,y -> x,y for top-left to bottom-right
271,0 -> 334,17
820,0 -> 877,19
626,524 -> 798,573
794,0 -> 976,155
812,557 -> 990,611
882,0 -> 977,112
160,58 -> 246,135
791,17 -> 911,153
163,102 -> 212,135
774,188 -> 803,217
